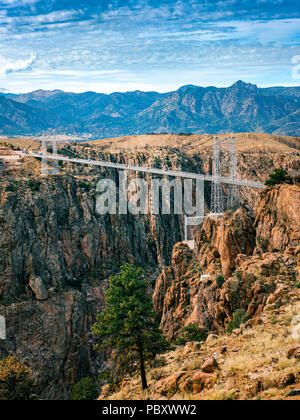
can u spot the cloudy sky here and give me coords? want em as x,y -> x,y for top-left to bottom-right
0,0 -> 299,93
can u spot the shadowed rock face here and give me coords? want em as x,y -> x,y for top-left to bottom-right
0,176 -> 182,299
0,175 -> 182,399
1,291 -> 88,400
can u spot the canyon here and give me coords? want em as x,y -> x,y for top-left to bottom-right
0,133 -> 299,399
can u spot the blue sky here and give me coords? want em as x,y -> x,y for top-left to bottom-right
0,0 -> 299,93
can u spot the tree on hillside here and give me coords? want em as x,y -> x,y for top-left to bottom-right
92,264 -> 168,390
70,377 -> 98,401
0,356 -> 34,400
265,169 -> 288,186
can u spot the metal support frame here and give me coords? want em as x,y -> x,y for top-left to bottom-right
41,134 -> 59,176
229,135 -> 239,209
211,135 -> 239,213
211,136 -> 226,214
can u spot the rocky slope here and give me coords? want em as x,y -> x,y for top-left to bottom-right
154,183 -> 300,340
104,298 -> 300,401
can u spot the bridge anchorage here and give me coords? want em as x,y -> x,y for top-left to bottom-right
20,135 -> 264,250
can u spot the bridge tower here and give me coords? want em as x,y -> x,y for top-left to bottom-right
41,134 -> 59,176
229,135 -> 239,209
211,136 -> 226,214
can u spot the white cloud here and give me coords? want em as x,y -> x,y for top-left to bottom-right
0,0 -> 37,7
0,51 -> 36,74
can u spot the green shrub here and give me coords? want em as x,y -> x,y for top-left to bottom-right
175,323 -> 207,345
152,357 -> 167,368
257,236 -> 269,252
70,377 -> 98,401
97,370 -> 114,385
234,271 -> 242,280
0,356 -> 35,400
79,181 -> 92,192
175,337 -> 187,346
265,169 -> 288,186
216,275 -> 225,288
6,184 -> 17,192
27,179 -> 41,192
227,309 -> 249,333
295,284 -> 300,289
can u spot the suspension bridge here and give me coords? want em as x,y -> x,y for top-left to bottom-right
18,135 -> 265,249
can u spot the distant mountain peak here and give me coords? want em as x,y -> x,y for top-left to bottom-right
178,84 -> 199,90
0,82 -> 299,137
230,80 -> 258,90
32,89 -> 62,94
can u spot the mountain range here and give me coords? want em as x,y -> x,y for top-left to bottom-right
0,81 -> 299,137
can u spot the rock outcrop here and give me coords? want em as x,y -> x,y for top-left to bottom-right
254,184 -> 300,253
195,208 -> 256,277
154,184 -> 300,339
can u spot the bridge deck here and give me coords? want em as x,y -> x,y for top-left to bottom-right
24,152 -> 265,189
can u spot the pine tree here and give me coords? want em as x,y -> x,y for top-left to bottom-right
92,264 -> 168,390
265,168 -> 288,186
70,377 -> 98,400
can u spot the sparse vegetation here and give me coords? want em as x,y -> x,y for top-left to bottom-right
265,169 -> 288,186
70,377 -> 98,401
105,301 -> 300,401
216,275 -> 225,288
79,180 -> 92,192
0,356 -> 34,400
6,183 -> 17,192
227,309 -> 249,333
257,236 -> 269,251
234,270 -> 242,280
175,323 -> 207,346
27,179 -> 41,192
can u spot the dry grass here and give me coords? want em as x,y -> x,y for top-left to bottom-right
105,298 -> 300,401
88,133 -> 300,154
0,137 -> 41,150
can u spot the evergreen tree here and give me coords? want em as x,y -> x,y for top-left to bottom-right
265,169 -> 288,186
92,264 -> 168,390
70,377 -> 98,401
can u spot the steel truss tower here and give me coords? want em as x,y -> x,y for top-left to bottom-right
211,135 -> 239,214
41,133 -> 59,176
211,136 -> 226,214
229,135 -> 239,209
